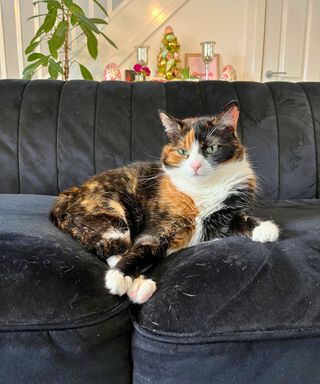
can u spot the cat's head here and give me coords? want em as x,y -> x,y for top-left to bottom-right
159,101 -> 244,179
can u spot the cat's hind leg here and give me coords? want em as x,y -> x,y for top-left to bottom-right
51,193 -> 132,262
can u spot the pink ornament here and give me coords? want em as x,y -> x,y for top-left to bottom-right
221,65 -> 237,81
174,52 -> 179,60
167,53 -> 173,60
103,63 -> 121,81
164,26 -> 174,34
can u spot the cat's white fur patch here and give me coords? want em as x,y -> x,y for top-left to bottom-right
106,255 -> 122,268
127,275 -> 156,304
102,229 -> 130,242
105,269 -> 132,296
188,141 -> 203,171
252,220 -> 279,243
136,234 -> 158,245
165,147 -> 254,247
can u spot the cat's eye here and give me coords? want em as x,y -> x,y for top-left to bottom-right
177,149 -> 189,156
206,145 -> 218,154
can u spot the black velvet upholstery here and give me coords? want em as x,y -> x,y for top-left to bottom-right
135,200 -> 320,336
132,200 -> 320,383
0,80 -> 319,383
0,195 -> 132,383
1,80 -> 320,199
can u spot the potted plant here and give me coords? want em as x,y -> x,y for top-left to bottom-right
23,0 -> 117,80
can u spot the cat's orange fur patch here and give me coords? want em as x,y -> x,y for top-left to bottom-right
158,175 -> 198,250
161,128 -> 196,167
108,199 -> 127,218
183,128 -> 195,150
83,180 -> 101,192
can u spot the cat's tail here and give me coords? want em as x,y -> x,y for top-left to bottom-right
50,186 -> 80,229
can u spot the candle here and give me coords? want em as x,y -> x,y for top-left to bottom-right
135,45 -> 150,66
200,41 -> 216,80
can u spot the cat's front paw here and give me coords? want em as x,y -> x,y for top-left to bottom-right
106,255 -> 122,268
105,268 -> 132,296
252,220 -> 279,243
127,276 -> 156,304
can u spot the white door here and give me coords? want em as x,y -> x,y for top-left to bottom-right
262,0 -> 320,82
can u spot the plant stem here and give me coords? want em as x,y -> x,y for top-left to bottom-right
63,6 -> 70,81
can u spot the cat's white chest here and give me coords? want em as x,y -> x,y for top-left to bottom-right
187,184 -> 227,246
166,159 -> 254,248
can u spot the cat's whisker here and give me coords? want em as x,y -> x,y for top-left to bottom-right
141,153 -> 161,161
206,127 -> 218,141
139,174 -> 163,185
244,146 -> 258,152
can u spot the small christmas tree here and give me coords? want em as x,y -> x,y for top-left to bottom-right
157,26 -> 182,80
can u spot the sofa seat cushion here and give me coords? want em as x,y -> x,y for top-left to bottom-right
0,194 -> 132,384
133,199 -> 320,384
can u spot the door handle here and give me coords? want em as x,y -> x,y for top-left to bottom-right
265,70 -> 287,79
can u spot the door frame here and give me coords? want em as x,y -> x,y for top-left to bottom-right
243,0 -> 267,81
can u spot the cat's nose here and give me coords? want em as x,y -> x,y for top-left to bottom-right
191,161 -> 202,173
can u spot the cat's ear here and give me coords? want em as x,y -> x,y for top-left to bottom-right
216,101 -> 240,134
158,110 -> 182,141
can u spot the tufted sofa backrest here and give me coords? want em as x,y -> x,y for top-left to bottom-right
0,80 -> 319,199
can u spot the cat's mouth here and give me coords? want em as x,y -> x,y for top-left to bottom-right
190,170 -> 206,178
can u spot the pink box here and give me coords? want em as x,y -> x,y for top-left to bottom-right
185,53 -> 220,80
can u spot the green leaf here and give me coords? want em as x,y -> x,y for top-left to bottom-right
30,25 -> 45,44
47,3 -> 56,11
100,32 -> 117,49
86,32 -> 98,59
93,0 -> 109,17
48,58 -> 63,74
70,5 -> 100,33
22,58 -> 46,80
48,39 -> 58,59
79,23 -> 98,59
27,52 -> 45,61
79,63 -> 93,80
25,39 -> 41,54
27,13 -> 47,21
66,3 -> 84,15
33,0 -> 61,8
42,7 -> 57,32
62,0 -> 73,6
29,2 -> 59,44
49,20 -> 68,56
70,14 -> 77,26
90,18 -> 108,25
48,63 -> 59,79
81,16 -> 100,33
48,58 -> 63,79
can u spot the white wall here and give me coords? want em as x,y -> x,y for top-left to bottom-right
121,0 -> 248,80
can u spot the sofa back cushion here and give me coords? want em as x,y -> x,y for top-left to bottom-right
0,80 -> 319,199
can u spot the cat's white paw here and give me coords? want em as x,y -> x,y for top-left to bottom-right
106,255 -> 122,268
252,220 -> 279,243
105,269 -> 132,296
127,276 -> 156,304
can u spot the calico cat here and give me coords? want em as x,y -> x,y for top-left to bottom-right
51,101 -> 279,304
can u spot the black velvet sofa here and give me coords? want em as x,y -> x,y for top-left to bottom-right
0,79 -> 319,384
